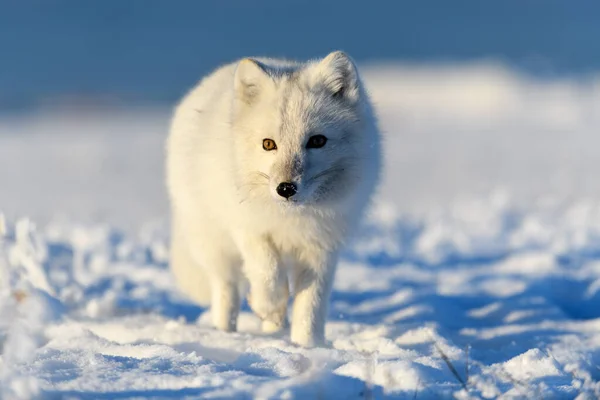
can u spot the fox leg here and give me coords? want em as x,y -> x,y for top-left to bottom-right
238,236 -> 289,333
173,217 -> 242,332
209,277 -> 241,332
290,251 -> 338,347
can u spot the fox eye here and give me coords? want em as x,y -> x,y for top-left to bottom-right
262,138 -> 277,151
306,135 -> 327,149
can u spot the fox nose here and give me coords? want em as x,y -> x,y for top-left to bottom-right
276,182 -> 297,199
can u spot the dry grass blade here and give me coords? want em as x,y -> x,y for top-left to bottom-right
433,341 -> 468,391
359,351 -> 375,400
413,378 -> 420,399
465,344 -> 470,385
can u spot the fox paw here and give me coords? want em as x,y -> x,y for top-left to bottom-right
247,284 -> 289,332
262,318 -> 289,334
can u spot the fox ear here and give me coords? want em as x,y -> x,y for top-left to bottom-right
234,58 -> 270,104
315,51 -> 360,102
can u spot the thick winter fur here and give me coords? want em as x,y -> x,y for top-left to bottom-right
166,51 -> 381,347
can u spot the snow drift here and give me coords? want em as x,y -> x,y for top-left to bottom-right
2,62 -> 600,398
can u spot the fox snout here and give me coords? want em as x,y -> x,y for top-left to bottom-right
270,154 -> 304,200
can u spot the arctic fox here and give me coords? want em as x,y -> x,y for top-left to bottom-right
166,51 -> 381,347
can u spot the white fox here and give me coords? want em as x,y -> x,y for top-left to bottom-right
166,51 -> 381,347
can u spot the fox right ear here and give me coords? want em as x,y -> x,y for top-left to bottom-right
315,51 -> 360,103
234,58 -> 269,104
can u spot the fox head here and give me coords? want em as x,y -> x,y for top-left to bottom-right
231,51 -> 380,210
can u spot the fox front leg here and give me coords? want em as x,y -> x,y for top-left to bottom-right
290,251 -> 337,347
238,236 -> 289,332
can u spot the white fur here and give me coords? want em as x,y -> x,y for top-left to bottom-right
166,51 -> 381,346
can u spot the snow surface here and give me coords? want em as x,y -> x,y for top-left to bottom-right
2,63 -> 600,398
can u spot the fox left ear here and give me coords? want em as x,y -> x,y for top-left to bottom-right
315,51 -> 360,102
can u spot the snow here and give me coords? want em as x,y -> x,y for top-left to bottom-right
2,62 -> 600,398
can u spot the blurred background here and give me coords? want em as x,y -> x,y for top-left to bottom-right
1,0 -> 600,231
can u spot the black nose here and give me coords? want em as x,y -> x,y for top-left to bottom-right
276,182 -> 297,199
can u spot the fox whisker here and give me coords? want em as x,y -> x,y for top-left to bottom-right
308,166 -> 345,183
